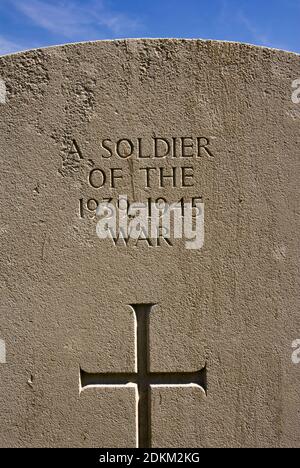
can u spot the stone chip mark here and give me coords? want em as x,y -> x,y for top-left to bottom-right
0,339 -> 6,364
0,50 -> 50,101
0,79 -> 6,104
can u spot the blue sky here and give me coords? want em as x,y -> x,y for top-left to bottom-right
0,0 -> 299,56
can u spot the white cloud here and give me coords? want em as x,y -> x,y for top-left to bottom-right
237,11 -> 270,46
237,11 -> 290,51
13,0 -> 140,39
0,35 -> 22,55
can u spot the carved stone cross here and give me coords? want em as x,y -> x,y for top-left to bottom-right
80,304 -> 206,448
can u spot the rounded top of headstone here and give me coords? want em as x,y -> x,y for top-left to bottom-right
0,38 -> 299,59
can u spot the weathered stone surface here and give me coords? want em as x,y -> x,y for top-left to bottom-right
0,39 -> 300,447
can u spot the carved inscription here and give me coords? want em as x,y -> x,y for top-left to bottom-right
61,135 -> 215,247
99,137 -> 214,160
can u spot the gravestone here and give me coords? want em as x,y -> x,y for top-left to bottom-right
0,39 -> 300,448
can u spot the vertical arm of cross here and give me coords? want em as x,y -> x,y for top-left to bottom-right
132,303 -> 154,449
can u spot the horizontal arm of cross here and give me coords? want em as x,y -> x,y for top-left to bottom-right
80,367 -> 207,392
